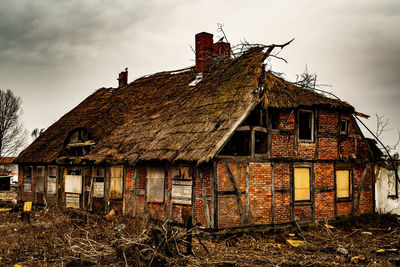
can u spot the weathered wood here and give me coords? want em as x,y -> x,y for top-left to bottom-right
311,164 -> 315,220
217,190 -> 246,196
290,163 -> 294,221
213,160 -> 218,229
314,187 -> 334,193
222,161 -> 245,225
133,168 -> 137,215
270,162 -> 275,224
250,128 -> 255,157
164,166 -> 168,220
196,168 -> 211,228
209,100 -> 257,160
355,164 -> 368,215
245,162 -> 250,224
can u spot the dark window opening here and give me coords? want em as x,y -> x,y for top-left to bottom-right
220,131 -> 250,156
299,111 -> 313,141
243,105 -> 266,127
255,131 -> 268,154
340,120 -> 348,134
269,109 -> 280,129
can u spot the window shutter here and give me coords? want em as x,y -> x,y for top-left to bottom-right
294,168 -> 310,201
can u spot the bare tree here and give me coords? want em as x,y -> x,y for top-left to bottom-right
375,114 -> 400,153
0,89 -> 27,163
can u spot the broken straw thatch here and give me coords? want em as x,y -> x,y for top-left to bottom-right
16,47 -> 353,165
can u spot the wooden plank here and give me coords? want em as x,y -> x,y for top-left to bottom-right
333,164 -> 337,217
213,161 -> 218,229
271,162 -> 275,224
222,161 -> 245,225
164,166 -> 168,220
355,164 -> 368,215
196,167 -> 211,228
133,168 -> 137,215
246,162 -> 250,224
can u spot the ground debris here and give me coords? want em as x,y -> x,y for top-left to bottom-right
0,192 -> 400,266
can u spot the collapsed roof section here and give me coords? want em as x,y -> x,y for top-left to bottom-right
16,39 -> 353,165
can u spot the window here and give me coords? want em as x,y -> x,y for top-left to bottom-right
47,166 -> 57,194
294,168 -> 310,201
110,166 -> 123,199
340,120 -> 349,134
219,131 -> 250,156
298,110 -> 314,141
336,170 -> 350,199
66,129 -> 94,156
93,166 -> 105,198
23,166 -> 32,192
388,169 -> 399,197
254,131 -> 268,154
269,109 -> 280,129
146,166 -> 165,203
171,166 -> 193,205
36,166 -> 45,193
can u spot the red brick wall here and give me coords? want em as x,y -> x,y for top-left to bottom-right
274,192 -> 290,223
297,143 -> 316,159
271,134 -> 295,158
315,192 -> 334,219
294,205 -> 312,221
337,202 -> 352,216
249,162 -> 271,225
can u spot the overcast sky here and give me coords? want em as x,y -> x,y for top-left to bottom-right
0,0 -> 399,153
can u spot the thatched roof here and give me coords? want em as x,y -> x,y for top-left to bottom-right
16,47 -> 353,165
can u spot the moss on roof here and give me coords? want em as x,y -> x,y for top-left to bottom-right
16,47 -> 353,165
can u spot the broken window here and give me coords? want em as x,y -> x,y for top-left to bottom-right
36,166 -> 45,193
23,166 -> 32,192
171,166 -> 193,205
110,166 -> 123,199
93,166 -> 105,198
66,129 -> 94,156
243,104 -> 267,127
146,166 -> 165,203
340,120 -> 349,135
336,169 -> 351,199
294,167 -> 310,201
219,131 -> 250,156
298,110 -> 314,141
269,109 -> 280,129
254,131 -> 268,154
47,166 -> 57,195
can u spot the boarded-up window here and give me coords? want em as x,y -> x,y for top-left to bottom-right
23,166 -> 32,192
336,170 -> 350,198
171,166 -> 192,205
110,166 -> 123,199
93,166 -> 105,198
66,193 -> 80,208
147,167 -> 165,203
65,175 -> 82,194
47,166 -> 57,194
36,166 -> 45,193
294,168 -> 310,201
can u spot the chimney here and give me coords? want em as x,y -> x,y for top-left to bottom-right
195,32 -> 213,73
213,42 -> 231,57
118,68 -> 128,88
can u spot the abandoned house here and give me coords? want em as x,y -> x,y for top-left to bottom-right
15,32 -> 375,229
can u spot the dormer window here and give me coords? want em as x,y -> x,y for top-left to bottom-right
65,129 -> 95,156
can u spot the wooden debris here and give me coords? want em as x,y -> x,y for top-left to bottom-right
286,239 -> 306,247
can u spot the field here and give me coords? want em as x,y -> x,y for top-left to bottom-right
0,190 -> 399,266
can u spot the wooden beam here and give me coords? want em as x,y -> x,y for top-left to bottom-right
213,161 -> 218,229
270,162 -> 275,224
196,167 -> 211,228
355,164 -> 368,215
222,161 -> 245,225
133,168 -> 137,215
245,162 -> 250,224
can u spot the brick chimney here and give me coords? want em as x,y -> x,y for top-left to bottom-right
118,68 -> 128,88
195,32 -> 213,73
213,42 -> 231,57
